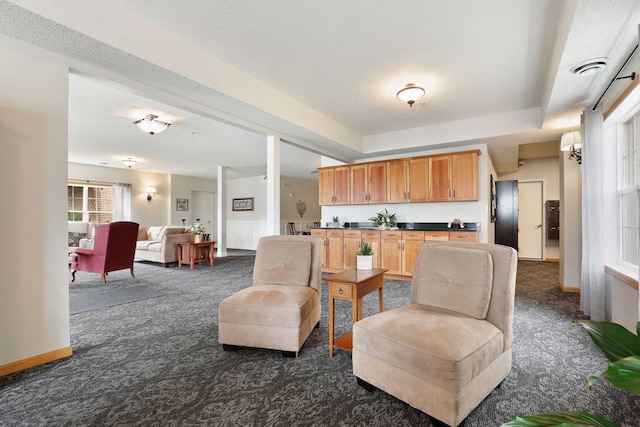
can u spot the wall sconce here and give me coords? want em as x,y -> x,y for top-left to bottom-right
560,131 -> 582,164
146,186 -> 157,201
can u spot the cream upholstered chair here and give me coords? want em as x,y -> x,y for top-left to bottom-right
353,241 -> 517,427
218,235 -> 323,357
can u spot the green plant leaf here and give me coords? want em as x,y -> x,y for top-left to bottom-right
576,320 -> 640,363
501,410 -> 618,427
593,355 -> 640,396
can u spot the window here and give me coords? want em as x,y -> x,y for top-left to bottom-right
68,182 -> 130,224
618,110 -> 640,269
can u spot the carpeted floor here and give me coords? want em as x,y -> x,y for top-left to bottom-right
0,257 -> 638,426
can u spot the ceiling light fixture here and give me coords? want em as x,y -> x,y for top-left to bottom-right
560,131 -> 582,164
396,83 -> 425,107
570,57 -> 609,76
122,158 -> 137,168
133,114 -> 171,135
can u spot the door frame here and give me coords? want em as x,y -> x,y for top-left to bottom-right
517,179 -> 545,260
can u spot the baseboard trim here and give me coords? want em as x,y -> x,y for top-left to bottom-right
545,258 -> 560,263
0,346 -> 73,377
559,284 -> 580,294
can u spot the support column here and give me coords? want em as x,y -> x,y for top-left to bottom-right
217,165 -> 228,257
266,135 -> 281,235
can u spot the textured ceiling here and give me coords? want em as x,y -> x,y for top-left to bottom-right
3,0 -> 640,179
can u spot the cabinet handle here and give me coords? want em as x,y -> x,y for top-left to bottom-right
338,287 -> 344,295
407,191 -> 410,200
453,189 -> 456,199
448,189 -> 452,199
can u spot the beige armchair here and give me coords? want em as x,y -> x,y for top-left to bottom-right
353,241 -> 517,427
218,235 -> 323,357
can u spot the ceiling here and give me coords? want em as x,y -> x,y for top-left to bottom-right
3,0 -> 640,180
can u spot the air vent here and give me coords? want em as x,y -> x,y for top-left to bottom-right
571,57 -> 609,76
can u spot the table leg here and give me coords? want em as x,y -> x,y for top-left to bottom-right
329,291 -> 335,357
190,245 -> 195,269
209,243 -> 214,266
379,283 -> 384,312
178,245 -> 184,268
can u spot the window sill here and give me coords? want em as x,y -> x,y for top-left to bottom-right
605,264 -> 639,290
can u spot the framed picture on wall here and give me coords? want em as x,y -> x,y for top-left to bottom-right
176,198 -> 189,211
490,175 -> 497,223
232,197 -> 254,211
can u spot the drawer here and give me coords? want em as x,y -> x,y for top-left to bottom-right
327,229 -> 344,238
343,230 -> 362,238
362,230 -> 381,239
449,232 -> 477,242
380,231 -> 401,239
402,231 -> 425,240
330,282 -> 353,299
425,231 -> 449,241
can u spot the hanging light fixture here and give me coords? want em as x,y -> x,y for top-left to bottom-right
560,131 -> 582,164
396,83 -> 425,107
122,158 -> 137,168
133,114 -> 171,135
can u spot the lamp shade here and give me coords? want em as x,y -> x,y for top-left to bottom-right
397,84 -> 425,107
134,114 -> 170,135
560,131 -> 581,151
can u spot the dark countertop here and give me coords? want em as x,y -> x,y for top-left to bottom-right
313,222 -> 480,232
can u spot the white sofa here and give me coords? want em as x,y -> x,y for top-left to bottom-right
135,226 -> 191,266
68,222 -> 94,252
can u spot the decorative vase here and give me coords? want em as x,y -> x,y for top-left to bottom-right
194,234 -> 202,244
356,255 -> 373,270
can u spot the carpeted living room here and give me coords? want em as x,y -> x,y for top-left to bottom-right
0,257 -> 637,426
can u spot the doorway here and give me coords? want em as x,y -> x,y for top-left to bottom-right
192,191 -> 216,241
518,181 -> 544,260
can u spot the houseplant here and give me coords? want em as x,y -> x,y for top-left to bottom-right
369,209 -> 397,229
356,242 -> 373,270
502,320 -> 640,427
190,219 -> 206,243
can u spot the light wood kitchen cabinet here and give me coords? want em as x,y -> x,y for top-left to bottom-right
429,151 -> 479,202
350,162 -> 386,204
343,230 -> 362,269
310,229 -> 327,268
449,231 -> 478,242
386,158 -> 429,203
326,229 -> 345,270
380,230 -> 425,276
362,230 -> 381,269
319,166 -> 350,205
424,231 -> 450,241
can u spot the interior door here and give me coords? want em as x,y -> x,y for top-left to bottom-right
518,181 -> 544,260
192,191 -> 215,240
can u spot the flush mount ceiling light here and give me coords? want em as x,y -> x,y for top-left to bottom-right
122,158 -> 137,168
570,57 -> 609,76
396,83 -> 425,107
133,114 -> 171,135
560,131 -> 582,164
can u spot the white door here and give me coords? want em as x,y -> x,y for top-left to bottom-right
192,191 -> 216,241
518,181 -> 544,259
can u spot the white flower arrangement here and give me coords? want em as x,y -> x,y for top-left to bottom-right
190,220 -> 206,236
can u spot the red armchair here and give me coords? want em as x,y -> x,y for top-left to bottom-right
70,221 -> 139,284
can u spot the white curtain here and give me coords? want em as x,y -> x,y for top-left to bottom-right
112,183 -> 132,221
580,105 -> 606,320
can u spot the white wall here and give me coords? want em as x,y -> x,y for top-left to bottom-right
321,143 -> 492,242
169,174 -> 217,226
0,39 -> 70,367
499,157 -> 561,260
280,177 -> 321,234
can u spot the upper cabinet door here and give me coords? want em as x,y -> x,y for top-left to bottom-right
350,164 -> 368,205
367,162 -> 387,204
318,166 -> 351,205
386,159 -> 408,203
407,157 -> 429,202
333,166 -> 351,205
318,168 -> 335,205
451,153 -> 478,201
428,155 -> 452,201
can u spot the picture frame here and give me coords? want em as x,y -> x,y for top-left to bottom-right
232,197 -> 254,211
490,174 -> 497,223
176,198 -> 189,211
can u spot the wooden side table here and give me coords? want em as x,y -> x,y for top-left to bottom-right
325,268 -> 387,357
177,241 -> 216,269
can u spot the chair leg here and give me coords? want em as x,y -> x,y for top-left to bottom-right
70,270 -> 76,283
222,344 -> 241,352
314,321 -> 320,329
101,273 -> 106,284
130,267 -> 135,278
281,351 -> 297,358
356,377 -> 375,392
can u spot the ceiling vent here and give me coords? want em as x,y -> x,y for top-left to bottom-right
571,57 -> 609,76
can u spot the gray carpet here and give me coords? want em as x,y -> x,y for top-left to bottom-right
1,257 -> 638,426
70,286 -> 165,315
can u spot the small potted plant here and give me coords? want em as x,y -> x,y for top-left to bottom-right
190,219 -> 206,243
332,216 -> 340,228
356,242 -> 373,270
369,209 -> 397,229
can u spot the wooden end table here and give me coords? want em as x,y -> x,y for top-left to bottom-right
325,268 -> 387,357
177,241 -> 216,269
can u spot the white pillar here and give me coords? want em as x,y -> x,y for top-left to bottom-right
266,135 -> 281,235
217,165 -> 228,257
559,151 -> 582,291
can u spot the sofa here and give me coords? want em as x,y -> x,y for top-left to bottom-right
135,225 -> 191,266
68,221 -> 94,253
